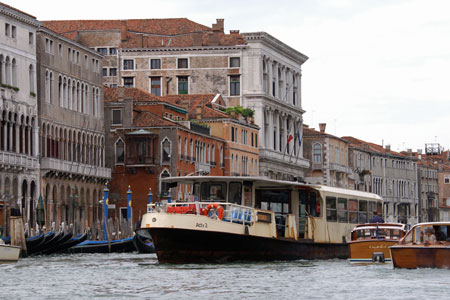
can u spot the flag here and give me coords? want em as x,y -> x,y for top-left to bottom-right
297,130 -> 302,147
287,134 -> 294,144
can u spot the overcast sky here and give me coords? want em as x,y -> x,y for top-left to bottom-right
6,0 -> 449,152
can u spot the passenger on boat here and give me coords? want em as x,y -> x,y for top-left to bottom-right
434,226 -> 447,242
423,227 -> 437,245
369,211 -> 384,223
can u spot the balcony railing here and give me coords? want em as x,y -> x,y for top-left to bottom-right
41,157 -> 111,179
0,151 -> 39,170
195,161 -> 210,174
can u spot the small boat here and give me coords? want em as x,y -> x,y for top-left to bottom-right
68,236 -> 136,254
0,241 -> 20,262
46,232 -> 88,255
390,222 -> 450,269
133,230 -> 155,254
348,223 -> 407,263
140,175 -> 385,264
27,231 -> 56,255
26,233 -> 45,251
41,231 -> 73,255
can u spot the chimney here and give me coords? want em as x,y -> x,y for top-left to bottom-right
121,20 -> 128,42
196,106 -> 202,120
143,35 -> 148,48
385,145 -> 391,151
417,149 -> 422,154
319,123 -> 326,133
230,30 -> 240,35
136,34 -> 143,48
212,19 -> 224,32
192,32 -> 203,46
207,32 -> 220,46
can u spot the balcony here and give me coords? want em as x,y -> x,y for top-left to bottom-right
41,157 -> 111,179
312,162 -> 322,170
195,161 -> 210,174
329,163 -> 352,174
0,151 -> 39,171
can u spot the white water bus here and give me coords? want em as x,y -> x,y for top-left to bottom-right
138,176 -> 384,263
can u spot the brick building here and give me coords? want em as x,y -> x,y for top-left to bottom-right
104,87 -> 226,223
43,17 -> 309,181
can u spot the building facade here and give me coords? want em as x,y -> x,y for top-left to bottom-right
36,26 -> 110,232
0,3 -> 40,235
302,124 -> 352,188
343,137 -> 419,225
43,18 -> 309,181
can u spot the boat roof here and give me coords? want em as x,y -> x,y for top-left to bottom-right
411,222 -> 450,228
351,223 -> 407,232
162,176 -> 383,200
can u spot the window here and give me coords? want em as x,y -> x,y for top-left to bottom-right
45,38 -> 54,54
116,140 -> 125,163
5,23 -> 10,36
337,198 -> 348,222
326,196 -> 337,221
109,68 -> 117,76
112,109 -> 122,125
29,32 -> 34,45
123,59 -> 134,70
109,48 -> 117,55
11,25 -> 16,38
123,77 -> 134,87
178,76 -> 188,94
359,200 -> 368,224
231,127 -> 235,142
97,48 -> 107,55
445,176 -> 450,184
230,57 -> 240,68
313,144 -> 322,163
229,182 -> 242,204
102,68 -> 108,76
349,199 -> 358,223
150,59 -> 161,69
160,170 -> 171,196
230,75 -> 240,96
178,58 -> 188,69
162,139 -> 171,163
150,77 -> 161,96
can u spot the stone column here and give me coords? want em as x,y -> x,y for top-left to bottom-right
268,109 -> 274,150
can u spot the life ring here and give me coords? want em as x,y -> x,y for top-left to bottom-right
204,203 -> 224,220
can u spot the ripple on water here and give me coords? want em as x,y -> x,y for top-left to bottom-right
2,254 -> 450,300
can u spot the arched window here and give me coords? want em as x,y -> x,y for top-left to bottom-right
5,57 -> 11,85
313,143 -> 322,163
58,76 -> 63,106
190,139 -> 193,161
184,137 -> 187,160
29,64 -> 34,93
211,145 -> 215,164
115,139 -> 124,163
11,58 -> 16,87
220,146 -> 223,167
178,136 -> 182,158
161,138 -> 171,163
160,169 -> 171,196
45,71 -> 50,103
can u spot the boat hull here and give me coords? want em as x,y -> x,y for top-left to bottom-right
0,244 -> 21,262
146,227 -> 348,263
348,240 -> 398,263
390,246 -> 450,269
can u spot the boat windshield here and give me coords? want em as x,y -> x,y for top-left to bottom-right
200,182 -> 227,202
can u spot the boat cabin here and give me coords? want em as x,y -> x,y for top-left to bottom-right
160,176 -> 384,243
400,222 -> 450,245
350,223 -> 407,241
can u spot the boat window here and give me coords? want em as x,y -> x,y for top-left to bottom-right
200,182 -> 227,202
403,229 -> 413,244
434,225 -> 449,242
326,196 -> 337,222
414,226 -> 422,244
229,182 -> 242,205
309,192 -> 319,217
337,198 -> 348,222
193,183 -> 200,199
368,201 -> 377,219
358,200 -> 368,224
391,229 -> 403,239
349,199 -> 358,223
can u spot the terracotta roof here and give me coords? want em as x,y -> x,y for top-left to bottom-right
201,105 -> 230,119
104,87 -> 183,107
133,107 -> 178,127
303,126 -> 348,143
42,19 -> 246,48
342,136 -> 405,156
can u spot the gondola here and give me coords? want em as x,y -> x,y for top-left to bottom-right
68,236 -> 136,254
45,231 -> 87,255
27,231 -> 56,255
26,233 -> 45,251
41,231 -> 73,255
133,230 -> 155,254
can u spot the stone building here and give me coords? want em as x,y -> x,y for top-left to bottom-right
0,3 -> 40,235
43,18 -> 309,181
302,124 -> 351,188
438,165 -> 450,221
414,151 -> 440,222
104,87 -> 226,224
343,136 -> 419,225
36,26 -> 110,232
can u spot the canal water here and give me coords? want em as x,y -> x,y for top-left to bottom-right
1,252 -> 450,300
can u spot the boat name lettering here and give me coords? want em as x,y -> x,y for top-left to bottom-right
196,222 -> 208,228
369,245 -> 387,249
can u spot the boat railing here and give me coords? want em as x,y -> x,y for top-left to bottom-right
147,201 -> 261,225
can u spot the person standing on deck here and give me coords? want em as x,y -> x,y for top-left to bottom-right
369,211 -> 384,223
